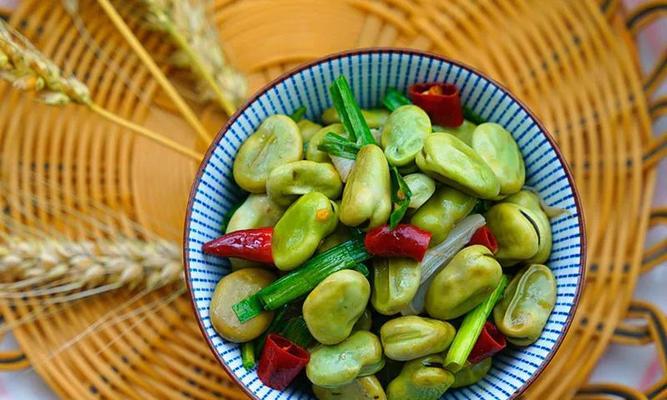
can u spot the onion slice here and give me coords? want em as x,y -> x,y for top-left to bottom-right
523,186 -> 570,218
330,156 -> 355,182
401,214 -> 486,315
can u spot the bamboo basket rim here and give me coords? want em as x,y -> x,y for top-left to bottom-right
182,47 -> 588,400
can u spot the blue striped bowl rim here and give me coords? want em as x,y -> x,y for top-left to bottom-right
184,48 -> 586,400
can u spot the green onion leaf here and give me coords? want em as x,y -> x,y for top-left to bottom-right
444,275 -> 509,372
278,316 -> 313,348
233,238 -> 371,322
317,132 -> 361,160
463,106 -> 485,125
382,88 -> 412,111
330,76 -> 376,146
289,105 -> 307,122
241,342 -> 256,369
389,166 -> 412,229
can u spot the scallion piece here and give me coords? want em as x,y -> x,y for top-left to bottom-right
289,105 -> 307,122
241,341 -> 256,369
389,166 -> 412,229
279,316 -> 313,348
233,238 -> 371,322
382,88 -> 411,111
444,275 -> 509,372
463,106 -> 485,125
330,76 -> 376,146
317,132 -> 361,160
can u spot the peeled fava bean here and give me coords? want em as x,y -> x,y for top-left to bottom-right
403,173 -> 436,210
425,245 -> 502,320
410,186 -> 476,245
272,192 -> 338,271
504,190 -> 553,264
303,270 -> 371,345
233,115 -> 302,193
386,355 -> 454,400
434,119 -> 477,137
459,123 -> 525,197
307,331 -> 385,388
313,375 -> 386,400
416,133 -> 500,199
451,358 -> 493,388
266,160 -> 343,207
380,316 -> 456,361
340,144 -> 392,229
298,119 -> 322,144
371,257 -> 421,315
225,194 -> 285,269
322,107 -> 390,128
307,123 -> 346,163
381,105 -> 431,166
485,203 -> 542,265
209,268 -> 275,343
493,264 -> 557,346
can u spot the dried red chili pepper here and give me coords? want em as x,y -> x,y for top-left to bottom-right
202,227 -> 273,264
257,333 -> 310,390
468,226 -> 499,253
468,321 -> 507,364
364,224 -> 431,261
408,82 -> 464,127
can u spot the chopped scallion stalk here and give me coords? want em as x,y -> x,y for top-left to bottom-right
462,106 -> 485,125
289,105 -> 307,122
278,316 -> 313,348
444,275 -> 509,372
389,166 -> 412,229
382,88 -> 411,111
241,341 -> 256,369
317,132 -> 361,160
330,76 -> 376,146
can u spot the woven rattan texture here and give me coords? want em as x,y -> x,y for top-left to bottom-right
0,0 -> 664,399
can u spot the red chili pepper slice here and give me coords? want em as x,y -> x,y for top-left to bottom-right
202,227 -> 273,264
408,82 -> 464,127
468,226 -> 499,254
257,333 -> 310,390
468,321 -> 507,364
364,224 -> 432,261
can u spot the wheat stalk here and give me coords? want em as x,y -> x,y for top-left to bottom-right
0,19 -> 202,161
0,238 -> 183,300
138,0 -> 246,115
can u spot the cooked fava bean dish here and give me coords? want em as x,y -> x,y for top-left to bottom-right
202,76 -> 559,400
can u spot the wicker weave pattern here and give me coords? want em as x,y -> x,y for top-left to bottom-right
0,0 -> 664,399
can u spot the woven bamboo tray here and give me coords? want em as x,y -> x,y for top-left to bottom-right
0,0 -> 665,399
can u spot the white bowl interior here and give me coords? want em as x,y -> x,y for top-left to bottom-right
185,50 -> 584,400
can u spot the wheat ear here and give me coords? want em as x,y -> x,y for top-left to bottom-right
0,19 -> 202,161
138,0 -> 246,115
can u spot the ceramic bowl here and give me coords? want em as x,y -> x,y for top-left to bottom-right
184,48 -> 586,400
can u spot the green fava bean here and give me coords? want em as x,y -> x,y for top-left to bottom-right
340,144 -> 392,229
410,186 -> 476,245
226,194 -> 284,270
209,268 -> 275,343
381,105 -> 431,166
371,257 -> 421,315
266,160 -> 343,207
386,355 -> 454,400
303,270 -> 371,345
485,203 -> 541,265
307,331 -> 385,388
233,115 -> 302,193
451,358 -> 493,388
317,223 -> 352,254
425,245 -> 502,320
307,123 -> 346,163
493,264 -> 557,346
322,107 -> 390,128
459,123 -> 525,196
433,119 -> 477,136
313,375 -> 386,400
272,192 -> 338,271
416,133 -> 500,199
403,173 -> 436,210
380,316 -> 456,361
504,191 -> 553,264
298,119 -> 322,144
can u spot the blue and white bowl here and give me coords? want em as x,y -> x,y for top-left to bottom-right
184,49 -> 586,400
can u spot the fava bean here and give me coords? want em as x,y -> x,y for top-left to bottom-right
380,316 -> 456,361
266,160 -> 342,207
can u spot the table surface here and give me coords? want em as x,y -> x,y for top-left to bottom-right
0,0 -> 665,398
